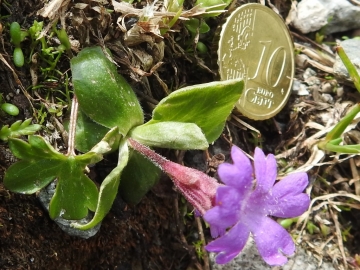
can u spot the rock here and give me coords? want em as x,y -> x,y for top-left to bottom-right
292,0 -> 360,34
210,236 -> 336,270
292,80 -> 309,96
333,39 -> 360,81
38,181 -> 101,239
303,68 -> 317,81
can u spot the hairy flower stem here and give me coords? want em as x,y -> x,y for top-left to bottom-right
128,138 -> 167,167
128,138 -> 220,215
67,95 -> 78,156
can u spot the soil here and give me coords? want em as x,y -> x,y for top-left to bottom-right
1,0 -> 360,269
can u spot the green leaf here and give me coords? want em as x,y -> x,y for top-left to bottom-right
13,47 -> 24,67
0,119 -> 41,141
1,103 -> 19,116
325,103 -> 360,141
146,79 -> 243,143
88,126 -> 121,155
8,135 -> 60,160
184,18 -> 210,34
73,139 -> 130,230
28,20 -> 43,41
71,47 -> 144,135
10,22 -> 21,46
49,156 -> 99,220
129,121 -> 208,149
320,143 -> 360,154
4,128 -> 120,223
119,148 -> 161,204
336,45 -> 360,93
4,158 -> 62,193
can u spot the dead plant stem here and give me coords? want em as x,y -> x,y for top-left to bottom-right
349,158 -> 360,195
195,216 -> 210,270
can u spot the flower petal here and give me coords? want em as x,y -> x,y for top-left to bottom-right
272,172 -> 309,196
206,222 -> 250,264
265,172 -> 310,217
252,217 -> 295,266
204,186 -> 241,237
266,193 -> 310,218
218,146 -> 253,191
254,148 -> 277,193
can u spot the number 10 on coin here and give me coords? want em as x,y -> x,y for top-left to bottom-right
218,4 -> 294,120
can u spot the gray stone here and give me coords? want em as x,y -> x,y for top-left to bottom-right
210,236 -> 336,270
38,181 -> 101,239
292,80 -> 309,96
292,0 -> 360,34
333,39 -> 360,81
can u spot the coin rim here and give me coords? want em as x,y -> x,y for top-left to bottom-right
218,3 -> 295,120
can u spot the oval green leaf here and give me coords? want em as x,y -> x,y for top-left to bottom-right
147,79 -> 243,143
129,121 -> 208,150
118,148 -> 161,204
71,47 -> 144,135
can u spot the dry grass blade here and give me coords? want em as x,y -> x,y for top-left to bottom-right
349,158 -> 360,195
329,207 -> 347,269
297,193 -> 360,236
37,0 -> 70,19
112,0 -> 225,20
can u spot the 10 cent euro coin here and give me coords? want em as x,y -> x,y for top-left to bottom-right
218,3 -> 294,120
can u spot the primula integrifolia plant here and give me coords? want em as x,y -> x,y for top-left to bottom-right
204,146 -> 310,266
4,47 -> 244,230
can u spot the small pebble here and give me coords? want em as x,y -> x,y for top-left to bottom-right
303,68 -> 317,80
320,82 -> 333,93
322,93 -> 334,103
336,86 -> 344,97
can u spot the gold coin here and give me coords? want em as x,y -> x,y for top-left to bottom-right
218,4 -> 294,120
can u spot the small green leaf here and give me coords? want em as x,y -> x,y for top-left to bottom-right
3,134 -> 113,222
28,21 -> 43,41
279,218 -> 296,229
49,156 -> 99,220
74,139 -> 130,230
147,79 -> 243,143
0,119 -> 41,141
4,159 -> 61,194
1,102 -> 19,116
306,221 -> 319,235
129,121 -> 208,150
119,148 -> 161,204
10,22 -> 21,46
8,135 -> 60,160
56,29 -> 71,52
71,47 -> 144,135
184,18 -> 210,34
13,47 -> 24,67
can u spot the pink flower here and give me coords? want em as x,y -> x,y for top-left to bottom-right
204,146 -> 310,266
128,138 -> 221,215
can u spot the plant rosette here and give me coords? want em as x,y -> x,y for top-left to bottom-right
4,46 -> 244,231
